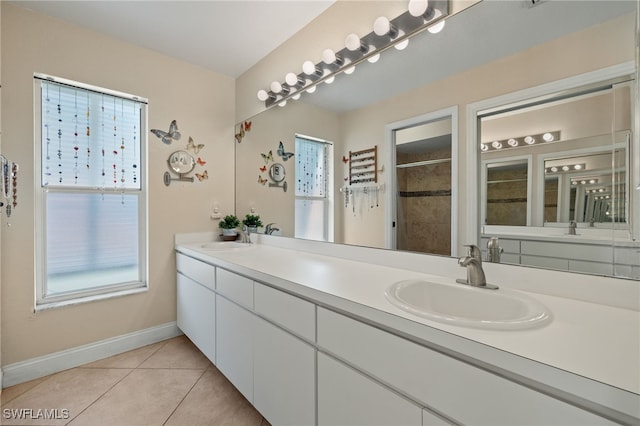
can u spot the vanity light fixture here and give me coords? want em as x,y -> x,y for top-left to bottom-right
572,178 -> 598,186
545,163 -> 586,174
256,0 -> 450,108
483,131 -> 561,153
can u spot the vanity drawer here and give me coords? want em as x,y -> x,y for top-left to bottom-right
254,282 -> 315,341
317,308 -> 614,425
216,268 -> 254,308
176,253 -> 215,290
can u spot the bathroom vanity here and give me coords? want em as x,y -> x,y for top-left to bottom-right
175,233 -> 639,425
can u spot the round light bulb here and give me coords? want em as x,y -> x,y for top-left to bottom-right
285,72 -> 299,87
302,60 -> 317,75
367,47 -> 380,63
345,33 -> 360,51
374,16 -> 391,36
480,144 -> 488,152
581,180 -> 587,185
599,188 -> 605,192
507,138 -> 518,147
322,48 -> 337,65
572,181 -> 577,185
574,164 -> 583,170
344,64 -> 355,75
270,81 -> 282,94
543,132 -> 555,142
394,34 -> 409,50
550,166 -> 558,173
428,10 -> 445,34
306,85 -> 316,94
292,92 -> 301,100
562,165 -> 570,171
278,100 -> 287,107
408,0 -> 429,17
491,141 -> 502,149
257,89 -> 269,101
524,136 -> 535,144
325,76 -> 335,84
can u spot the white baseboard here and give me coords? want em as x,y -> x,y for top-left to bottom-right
1,322 -> 182,388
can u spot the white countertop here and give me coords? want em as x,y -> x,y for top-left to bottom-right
175,235 -> 640,418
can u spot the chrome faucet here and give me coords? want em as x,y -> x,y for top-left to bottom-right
568,220 -> 577,235
456,244 -> 498,290
265,223 -> 280,235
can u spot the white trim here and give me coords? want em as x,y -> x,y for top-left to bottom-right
1,322 -> 181,388
33,73 -> 148,103
384,106 -> 458,256
466,61 -> 636,245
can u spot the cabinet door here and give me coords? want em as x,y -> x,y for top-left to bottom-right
176,273 -> 215,363
254,316 -> 315,426
215,295 -> 253,402
318,352 -> 422,426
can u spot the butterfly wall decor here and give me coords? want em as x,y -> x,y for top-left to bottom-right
277,141 -> 294,161
259,165 -> 267,173
235,121 -> 252,143
258,175 -> 268,185
261,150 -> 273,164
195,170 -> 208,181
187,136 -> 204,154
342,155 -> 349,164
151,120 -> 181,145
197,157 -> 206,166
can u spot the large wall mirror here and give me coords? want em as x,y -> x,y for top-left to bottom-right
235,0 -> 638,280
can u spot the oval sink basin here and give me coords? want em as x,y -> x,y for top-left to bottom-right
385,280 -> 551,330
200,242 -> 251,250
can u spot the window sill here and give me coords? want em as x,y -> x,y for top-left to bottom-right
35,285 -> 148,312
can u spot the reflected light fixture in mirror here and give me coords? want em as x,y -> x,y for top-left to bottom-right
256,0 -> 450,108
481,130 -> 560,152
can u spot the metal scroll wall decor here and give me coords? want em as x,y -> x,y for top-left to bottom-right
342,145 -> 384,215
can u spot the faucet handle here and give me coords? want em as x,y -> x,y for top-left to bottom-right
464,244 -> 482,261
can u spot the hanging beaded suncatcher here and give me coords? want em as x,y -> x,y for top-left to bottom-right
41,80 -> 143,195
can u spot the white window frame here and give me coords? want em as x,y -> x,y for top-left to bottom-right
34,74 -> 149,310
294,134 -> 334,242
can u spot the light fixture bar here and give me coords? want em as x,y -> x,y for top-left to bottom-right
260,0 -> 449,108
481,130 -> 561,153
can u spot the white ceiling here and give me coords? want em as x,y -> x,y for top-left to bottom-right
9,0 -> 335,78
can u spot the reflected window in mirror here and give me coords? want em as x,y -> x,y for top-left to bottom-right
294,135 -> 334,242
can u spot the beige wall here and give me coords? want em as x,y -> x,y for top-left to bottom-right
1,4 -> 235,365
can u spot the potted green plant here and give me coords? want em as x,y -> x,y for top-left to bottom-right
219,214 -> 240,239
242,214 -> 263,233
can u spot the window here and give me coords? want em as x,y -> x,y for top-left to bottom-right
294,135 -> 333,242
35,74 -> 148,307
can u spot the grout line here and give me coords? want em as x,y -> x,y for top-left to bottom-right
64,367 -> 136,426
161,367 -> 209,426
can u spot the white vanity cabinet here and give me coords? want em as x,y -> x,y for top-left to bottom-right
254,316 -> 316,426
317,307 -> 615,425
215,295 -> 254,402
176,253 -> 215,363
318,352 -> 423,426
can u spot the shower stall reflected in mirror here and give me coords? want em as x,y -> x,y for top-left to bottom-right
394,118 -> 452,256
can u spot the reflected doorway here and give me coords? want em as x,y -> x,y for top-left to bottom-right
389,109 -> 457,256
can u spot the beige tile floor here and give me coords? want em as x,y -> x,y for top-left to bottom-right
1,336 -> 270,426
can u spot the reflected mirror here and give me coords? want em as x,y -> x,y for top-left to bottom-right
235,0 -> 638,280
168,150 -> 195,175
